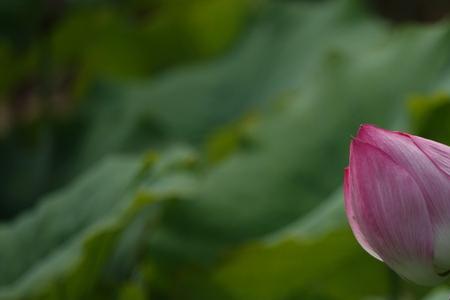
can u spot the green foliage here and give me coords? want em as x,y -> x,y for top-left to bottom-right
0,156 -> 141,298
409,93 -> 450,144
213,230 -> 387,300
0,0 -> 256,220
422,288 -> 450,300
0,148 -> 197,299
51,0 -> 253,94
118,282 -> 147,300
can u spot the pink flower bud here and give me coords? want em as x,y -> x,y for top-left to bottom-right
344,124 -> 450,285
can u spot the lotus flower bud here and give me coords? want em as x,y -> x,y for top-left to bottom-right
344,124 -> 450,285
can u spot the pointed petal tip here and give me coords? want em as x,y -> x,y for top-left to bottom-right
359,123 -> 377,129
357,123 -> 379,134
356,123 -> 387,140
355,124 -> 416,153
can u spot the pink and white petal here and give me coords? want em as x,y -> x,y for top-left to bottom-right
344,167 -> 382,261
349,140 -> 442,285
411,136 -> 450,177
357,125 -> 450,229
433,227 -> 450,275
409,136 -> 450,271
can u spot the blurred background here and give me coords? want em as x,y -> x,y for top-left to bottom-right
0,0 -> 450,299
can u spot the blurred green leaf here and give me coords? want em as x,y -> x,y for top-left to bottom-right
422,288 -> 450,300
50,0 -> 255,96
409,93 -> 450,144
0,0 -> 257,221
118,282 -> 147,300
213,230 -> 387,300
0,147 -> 198,299
0,156 -> 142,299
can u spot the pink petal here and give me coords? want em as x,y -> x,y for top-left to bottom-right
410,135 -> 450,272
411,136 -> 450,178
349,139 -> 441,284
344,167 -> 382,261
357,125 -> 450,226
